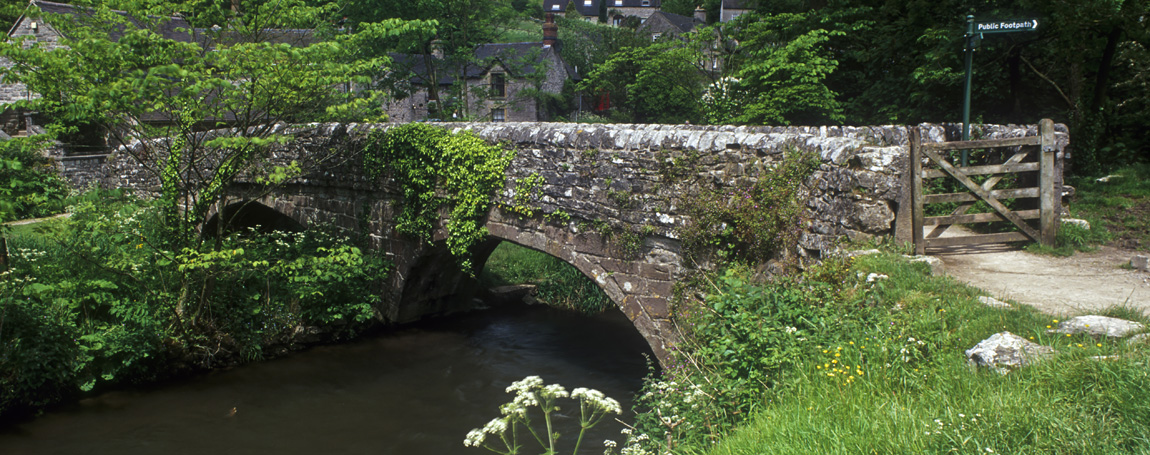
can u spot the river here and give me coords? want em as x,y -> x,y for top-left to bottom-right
0,304 -> 655,454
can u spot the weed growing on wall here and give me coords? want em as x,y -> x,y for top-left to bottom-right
364,124 -> 513,270
680,150 -> 819,264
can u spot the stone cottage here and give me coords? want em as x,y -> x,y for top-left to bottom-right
383,15 -> 580,123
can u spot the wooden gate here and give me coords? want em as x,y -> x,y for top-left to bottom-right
911,119 -> 1058,255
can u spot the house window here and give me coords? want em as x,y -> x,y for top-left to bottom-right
613,16 -> 622,26
641,0 -> 650,5
491,73 -> 506,98
552,4 -> 560,9
492,108 -> 505,122
584,0 -> 592,5
614,0 -> 622,4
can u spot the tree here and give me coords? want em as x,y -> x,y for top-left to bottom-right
0,0 -> 431,320
719,12 -> 843,125
579,42 -> 705,123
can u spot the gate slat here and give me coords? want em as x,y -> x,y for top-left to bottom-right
925,209 -> 1040,225
925,232 -> 1030,247
924,187 -> 1039,204
922,162 -> 1038,178
922,136 -> 1040,151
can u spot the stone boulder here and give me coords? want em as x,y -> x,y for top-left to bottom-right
1132,255 -> 1149,272
904,255 -> 945,275
977,296 -> 1012,309
1049,315 -> 1145,338
965,331 -> 1055,372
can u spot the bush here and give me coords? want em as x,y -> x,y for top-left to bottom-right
1,192 -> 391,418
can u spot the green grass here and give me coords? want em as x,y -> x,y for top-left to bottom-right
494,18 -> 543,43
480,242 -> 611,314
3,216 -> 69,241
1063,163 -> 1150,252
649,252 -> 1150,454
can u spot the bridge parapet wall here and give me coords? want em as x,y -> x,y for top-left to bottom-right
91,121 -> 1067,363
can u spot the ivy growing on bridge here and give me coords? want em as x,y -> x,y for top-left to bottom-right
364,124 -> 513,271
680,150 -> 820,265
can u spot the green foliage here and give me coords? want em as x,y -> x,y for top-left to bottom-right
0,137 -> 69,222
578,41 -> 705,124
1063,163 -> 1150,251
507,173 -> 546,217
0,0 -> 433,241
716,13 -> 844,125
364,124 -> 512,270
480,242 -> 611,314
681,150 -> 819,264
0,192 -> 390,418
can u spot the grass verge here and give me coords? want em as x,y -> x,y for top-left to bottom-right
609,252 -> 1150,455
1060,163 -> 1150,252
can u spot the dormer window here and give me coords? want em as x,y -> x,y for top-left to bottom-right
551,4 -> 560,9
491,73 -> 506,98
614,0 -> 622,5
641,0 -> 650,5
584,0 -> 592,5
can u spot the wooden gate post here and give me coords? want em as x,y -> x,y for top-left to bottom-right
1038,118 -> 1057,246
910,128 -> 925,255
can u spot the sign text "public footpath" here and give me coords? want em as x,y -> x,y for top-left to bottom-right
976,20 -> 1038,34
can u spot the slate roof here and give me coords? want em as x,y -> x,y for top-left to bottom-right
389,43 -> 578,87
10,0 -> 195,42
639,11 -> 704,35
542,0 -> 661,17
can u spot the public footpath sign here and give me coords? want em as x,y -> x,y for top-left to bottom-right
975,19 -> 1038,34
961,15 -> 1038,165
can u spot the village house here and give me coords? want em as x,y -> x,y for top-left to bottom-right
383,14 -> 579,123
542,0 -> 662,24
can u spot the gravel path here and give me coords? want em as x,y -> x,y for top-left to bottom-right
933,233 -> 1149,316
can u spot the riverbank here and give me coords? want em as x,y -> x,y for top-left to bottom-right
605,249 -> 1150,454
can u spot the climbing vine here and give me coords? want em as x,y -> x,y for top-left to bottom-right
680,150 -> 820,264
364,124 -> 513,270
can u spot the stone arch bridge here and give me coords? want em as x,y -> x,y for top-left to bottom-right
84,121 -> 1067,362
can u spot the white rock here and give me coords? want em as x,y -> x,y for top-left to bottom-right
1132,255 -> 1149,272
1050,315 -> 1146,338
1062,218 -> 1091,230
978,296 -> 1012,309
904,255 -> 945,275
844,249 -> 881,258
965,331 -> 1055,372
866,273 -> 888,283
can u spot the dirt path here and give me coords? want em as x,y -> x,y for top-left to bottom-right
933,234 -> 1150,316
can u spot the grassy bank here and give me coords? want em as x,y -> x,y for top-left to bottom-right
479,242 -> 611,314
1063,163 -> 1150,252
607,252 -> 1149,454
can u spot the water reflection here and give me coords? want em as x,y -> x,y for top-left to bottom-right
0,304 -> 654,455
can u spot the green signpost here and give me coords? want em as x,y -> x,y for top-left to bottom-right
961,15 -> 1038,166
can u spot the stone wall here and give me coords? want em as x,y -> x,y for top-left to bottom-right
92,121 -> 1069,363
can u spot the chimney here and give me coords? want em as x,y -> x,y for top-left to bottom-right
543,13 -> 558,47
694,6 -> 706,22
430,39 -> 445,59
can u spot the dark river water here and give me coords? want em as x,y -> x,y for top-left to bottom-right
0,304 -> 655,455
